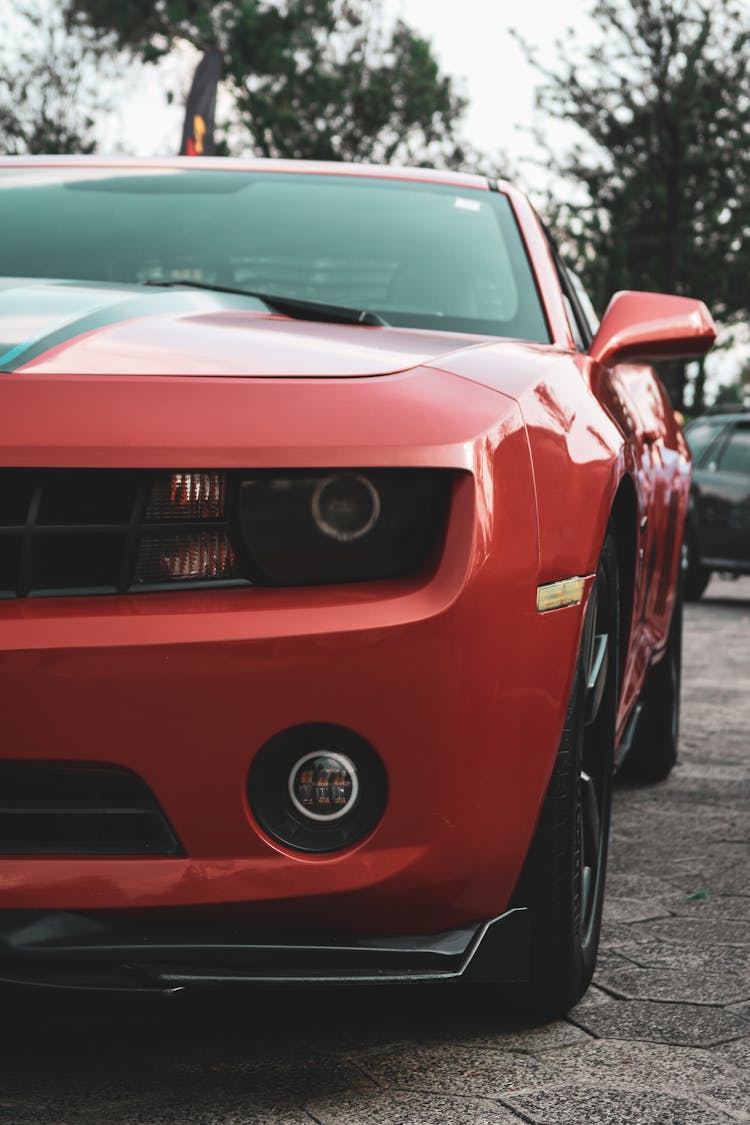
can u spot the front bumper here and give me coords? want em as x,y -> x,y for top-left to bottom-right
0,908 -> 529,992
0,519 -> 585,933
1,367 -> 589,935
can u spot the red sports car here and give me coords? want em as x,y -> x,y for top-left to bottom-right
0,158 -> 715,1014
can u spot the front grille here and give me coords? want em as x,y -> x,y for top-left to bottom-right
0,763 -> 183,855
0,468 -> 242,598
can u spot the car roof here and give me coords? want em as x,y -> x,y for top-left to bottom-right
0,154 -> 504,194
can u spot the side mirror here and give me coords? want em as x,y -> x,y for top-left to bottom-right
589,290 -> 716,368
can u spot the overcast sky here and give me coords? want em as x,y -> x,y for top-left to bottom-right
98,0 -> 589,168
388,0 -> 586,163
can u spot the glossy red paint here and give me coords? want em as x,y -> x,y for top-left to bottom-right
0,157 -> 714,940
17,307 -> 493,379
1,379 -> 584,928
589,290 -> 717,368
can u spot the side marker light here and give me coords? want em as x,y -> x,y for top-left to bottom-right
537,576 -> 590,612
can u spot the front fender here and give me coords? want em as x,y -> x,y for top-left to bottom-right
516,357 -> 628,582
430,347 -> 629,580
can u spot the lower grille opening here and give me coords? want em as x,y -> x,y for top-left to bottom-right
0,763 -> 183,856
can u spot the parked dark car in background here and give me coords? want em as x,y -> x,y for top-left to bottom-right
683,407 -> 750,599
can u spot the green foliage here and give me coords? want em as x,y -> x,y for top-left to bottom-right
0,3 -> 112,155
66,0 -> 468,166
710,375 -> 746,408
521,0 -> 750,406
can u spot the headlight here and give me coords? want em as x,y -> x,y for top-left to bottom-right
135,471 -> 238,585
311,474 -> 381,541
145,471 -> 227,521
31,467 -> 453,592
238,468 -> 450,584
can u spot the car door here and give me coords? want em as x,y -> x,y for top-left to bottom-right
692,420 -> 750,566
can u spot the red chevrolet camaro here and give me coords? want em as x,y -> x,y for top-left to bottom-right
0,158 -> 714,1013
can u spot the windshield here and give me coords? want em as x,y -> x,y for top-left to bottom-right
0,167 -> 550,343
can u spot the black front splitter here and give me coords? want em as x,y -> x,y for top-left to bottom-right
0,908 -> 529,993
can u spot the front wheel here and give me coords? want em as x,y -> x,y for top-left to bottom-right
508,530 -> 619,1017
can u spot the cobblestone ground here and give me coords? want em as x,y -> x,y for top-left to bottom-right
3,577 -> 749,1124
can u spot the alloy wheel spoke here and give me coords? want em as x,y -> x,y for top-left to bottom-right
578,769 -> 601,926
585,632 -> 609,726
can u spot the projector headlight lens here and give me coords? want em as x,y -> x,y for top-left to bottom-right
311,474 -> 380,541
239,468 -> 450,585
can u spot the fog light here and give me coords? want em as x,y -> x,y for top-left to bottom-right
248,723 -> 388,854
289,752 -> 359,821
311,474 -> 380,541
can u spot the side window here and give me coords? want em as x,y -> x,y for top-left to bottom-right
562,292 -> 586,350
717,423 -> 750,474
685,420 -> 728,466
541,224 -> 593,351
568,271 -> 600,336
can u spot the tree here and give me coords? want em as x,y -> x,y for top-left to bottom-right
0,3 -> 114,155
520,0 -> 750,408
710,377 -> 744,408
66,0 -> 468,166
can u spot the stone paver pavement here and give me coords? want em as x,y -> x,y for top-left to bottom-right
2,575 -> 748,1124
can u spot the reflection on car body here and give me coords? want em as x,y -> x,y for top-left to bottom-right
0,157 -> 715,1014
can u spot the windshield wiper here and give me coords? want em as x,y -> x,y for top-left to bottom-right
143,279 -> 388,327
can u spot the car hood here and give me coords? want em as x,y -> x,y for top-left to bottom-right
0,278 -> 496,378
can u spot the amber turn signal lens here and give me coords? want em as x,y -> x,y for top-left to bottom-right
536,576 -> 588,612
135,532 -> 236,583
146,471 -> 227,521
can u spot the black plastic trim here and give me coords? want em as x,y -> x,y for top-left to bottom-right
0,762 -> 183,856
0,908 -> 529,992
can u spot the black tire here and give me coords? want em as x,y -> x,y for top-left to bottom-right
509,530 -> 619,1017
682,527 -> 710,601
619,588 -> 682,783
